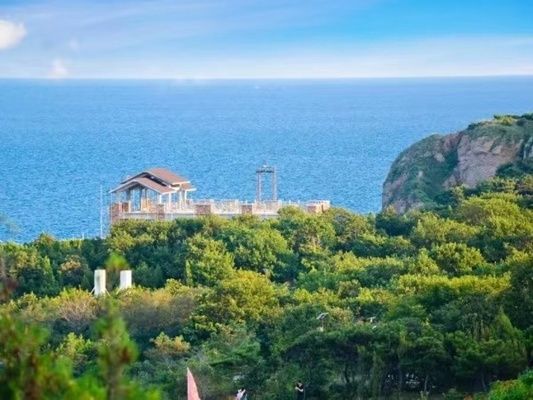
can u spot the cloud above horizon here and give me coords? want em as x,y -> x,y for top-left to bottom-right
48,59 -> 69,79
0,19 -> 26,50
0,0 -> 532,78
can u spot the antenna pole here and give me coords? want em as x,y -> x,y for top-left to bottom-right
99,185 -> 104,239
273,166 -> 277,201
256,170 -> 262,203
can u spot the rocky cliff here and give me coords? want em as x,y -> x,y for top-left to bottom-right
382,113 -> 533,213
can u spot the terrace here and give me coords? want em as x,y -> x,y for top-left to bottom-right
109,167 -> 330,224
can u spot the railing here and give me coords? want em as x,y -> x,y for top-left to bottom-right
110,199 -> 330,223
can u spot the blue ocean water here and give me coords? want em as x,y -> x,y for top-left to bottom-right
1,77 -> 533,242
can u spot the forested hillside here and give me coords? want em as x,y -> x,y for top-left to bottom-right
1,172 -> 532,399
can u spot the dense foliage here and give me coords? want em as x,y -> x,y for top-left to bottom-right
1,173 -> 532,399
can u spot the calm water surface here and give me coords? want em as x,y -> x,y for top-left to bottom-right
1,77 -> 533,241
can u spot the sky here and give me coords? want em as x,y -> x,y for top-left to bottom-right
0,0 -> 532,79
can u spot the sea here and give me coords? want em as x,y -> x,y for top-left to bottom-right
1,77 -> 533,242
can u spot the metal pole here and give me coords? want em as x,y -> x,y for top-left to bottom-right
99,185 -> 104,239
256,171 -> 262,203
272,167 -> 277,201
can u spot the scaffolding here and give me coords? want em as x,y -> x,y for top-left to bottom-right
256,164 -> 277,203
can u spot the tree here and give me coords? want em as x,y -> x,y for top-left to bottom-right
276,207 -> 335,254
59,255 -> 91,288
1,244 -> 59,297
504,251 -> 533,330
456,195 -> 533,260
47,288 -> 99,337
56,333 -> 95,376
0,310 -> 74,400
216,224 -> 290,275
182,235 -> 234,287
408,249 -> 440,275
410,213 -> 478,248
325,208 -> 376,250
194,270 -> 281,334
119,285 -> 199,347
133,333 -> 191,397
94,300 -> 160,400
430,243 -> 485,276
189,327 -> 263,399
375,206 -> 415,237
402,329 -> 449,394
488,369 -> 533,400
449,310 -> 527,391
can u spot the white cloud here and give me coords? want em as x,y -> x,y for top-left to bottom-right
0,20 -> 26,50
48,58 -> 69,78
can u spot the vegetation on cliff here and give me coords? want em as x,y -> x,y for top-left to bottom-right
1,169 -> 532,399
383,113 -> 533,213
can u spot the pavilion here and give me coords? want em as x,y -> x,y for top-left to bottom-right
110,168 -> 196,213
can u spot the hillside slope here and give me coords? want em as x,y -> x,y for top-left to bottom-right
383,113 -> 533,212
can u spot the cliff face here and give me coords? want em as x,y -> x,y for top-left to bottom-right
383,114 -> 533,213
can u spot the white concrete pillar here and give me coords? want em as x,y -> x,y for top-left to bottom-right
94,269 -> 107,296
119,270 -> 132,290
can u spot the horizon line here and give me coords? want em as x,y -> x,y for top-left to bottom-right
1,74 -> 533,81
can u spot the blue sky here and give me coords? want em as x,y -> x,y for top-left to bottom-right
0,0 -> 532,79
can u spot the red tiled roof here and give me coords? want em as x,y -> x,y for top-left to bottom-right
145,168 -> 189,185
111,177 -> 176,194
114,168 -> 195,193
121,168 -> 190,185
